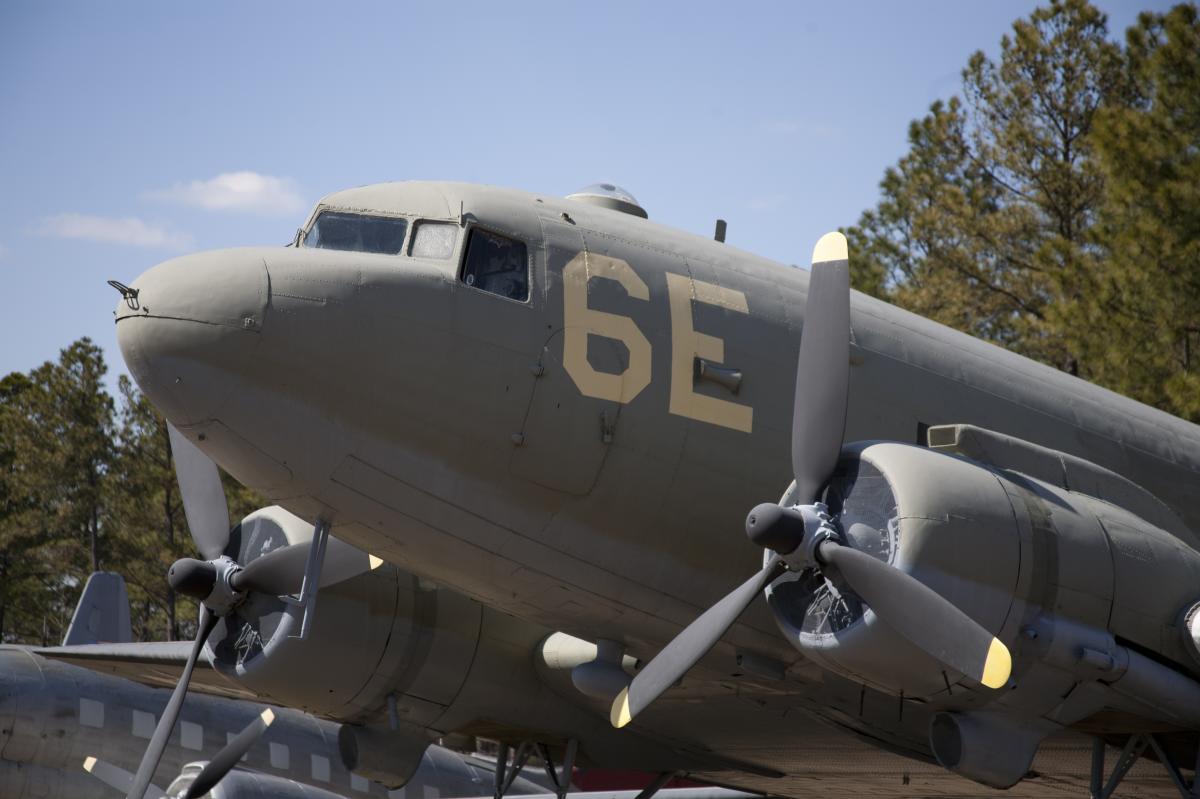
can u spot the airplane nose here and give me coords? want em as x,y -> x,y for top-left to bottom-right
116,248 -> 269,426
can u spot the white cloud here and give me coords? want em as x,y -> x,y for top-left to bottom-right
149,171 -> 304,216
36,214 -> 194,249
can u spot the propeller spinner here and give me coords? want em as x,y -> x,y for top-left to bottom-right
610,232 -> 1012,729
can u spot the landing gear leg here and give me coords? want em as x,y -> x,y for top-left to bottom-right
535,739 -> 577,799
1100,735 -> 1149,799
1090,737 -> 1105,799
1089,734 -> 1198,798
493,743 -> 509,799
494,741 -> 534,799
634,771 -> 680,799
1146,734 -> 1198,799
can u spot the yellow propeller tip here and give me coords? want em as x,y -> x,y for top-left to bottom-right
83,756 -> 97,772
260,708 -> 276,725
368,555 -> 384,570
610,687 -> 632,729
980,638 -> 1012,689
812,231 -> 848,265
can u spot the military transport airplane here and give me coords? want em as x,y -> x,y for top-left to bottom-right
95,181 -> 1200,798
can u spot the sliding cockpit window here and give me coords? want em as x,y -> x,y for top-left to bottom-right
303,211 -> 408,255
461,228 -> 529,302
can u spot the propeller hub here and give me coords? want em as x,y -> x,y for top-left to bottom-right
745,503 -> 806,554
168,556 -> 244,615
168,558 -> 217,601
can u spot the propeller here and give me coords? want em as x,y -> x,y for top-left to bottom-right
84,755 -> 163,799
123,424 -> 378,799
611,232 -> 1011,729
84,708 -> 275,799
181,708 -> 275,798
125,605 -> 218,799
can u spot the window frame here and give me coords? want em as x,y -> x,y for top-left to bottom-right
457,223 -> 533,305
408,219 -> 460,260
301,206 -> 413,256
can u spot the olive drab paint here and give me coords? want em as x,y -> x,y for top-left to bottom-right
109,180 -> 1200,799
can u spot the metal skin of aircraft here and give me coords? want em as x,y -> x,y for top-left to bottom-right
100,180 -> 1200,798
44,517 -> 730,797
2,573 -> 553,799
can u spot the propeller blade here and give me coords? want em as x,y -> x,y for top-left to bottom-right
183,707 -> 276,799
230,537 -> 381,596
168,424 -> 231,561
84,756 -> 165,799
611,556 -> 787,728
126,605 -> 219,799
791,232 -> 851,503
815,541 -> 1011,689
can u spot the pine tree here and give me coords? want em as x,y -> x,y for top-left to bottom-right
1078,4 -> 1200,421
0,372 -> 57,642
0,339 -> 114,643
847,0 -> 1129,371
110,376 -> 192,640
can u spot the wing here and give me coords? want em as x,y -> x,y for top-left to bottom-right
36,641 -> 259,702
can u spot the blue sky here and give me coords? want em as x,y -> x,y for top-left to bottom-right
0,1 -> 1166,388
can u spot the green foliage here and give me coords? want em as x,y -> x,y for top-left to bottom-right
849,0 -> 1200,422
0,339 -> 265,644
0,340 -> 114,643
1070,4 -> 1200,419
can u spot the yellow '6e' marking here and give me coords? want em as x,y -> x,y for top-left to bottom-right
563,252 -> 652,403
562,252 -> 753,433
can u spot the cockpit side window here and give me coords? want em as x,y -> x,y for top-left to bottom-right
303,211 -> 408,255
460,228 -> 528,302
410,221 -> 457,259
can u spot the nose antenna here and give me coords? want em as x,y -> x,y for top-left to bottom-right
107,279 -> 140,310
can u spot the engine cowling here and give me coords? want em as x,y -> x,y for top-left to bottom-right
765,439 -> 1200,700
766,442 -> 1022,697
200,507 -> 719,783
206,506 -> 482,722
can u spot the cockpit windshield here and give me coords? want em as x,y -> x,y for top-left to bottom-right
303,211 -> 408,255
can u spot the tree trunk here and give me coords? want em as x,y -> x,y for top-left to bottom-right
164,419 -> 178,641
89,502 -> 100,573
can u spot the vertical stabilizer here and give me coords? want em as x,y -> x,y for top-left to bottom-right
63,571 -> 133,645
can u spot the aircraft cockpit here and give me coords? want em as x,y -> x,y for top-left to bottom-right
298,200 -> 530,303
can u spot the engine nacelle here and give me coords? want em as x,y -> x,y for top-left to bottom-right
765,438 -> 1200,700
206,506 -> 482,722
203,508 -> 705,779
766,442 -> 1022,697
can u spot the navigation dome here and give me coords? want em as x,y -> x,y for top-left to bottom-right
565,183 -> 648,219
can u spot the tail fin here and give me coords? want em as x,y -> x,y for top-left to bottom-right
63,572 -> 133,645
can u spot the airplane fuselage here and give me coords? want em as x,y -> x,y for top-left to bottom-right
115,181 -> 1200,710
